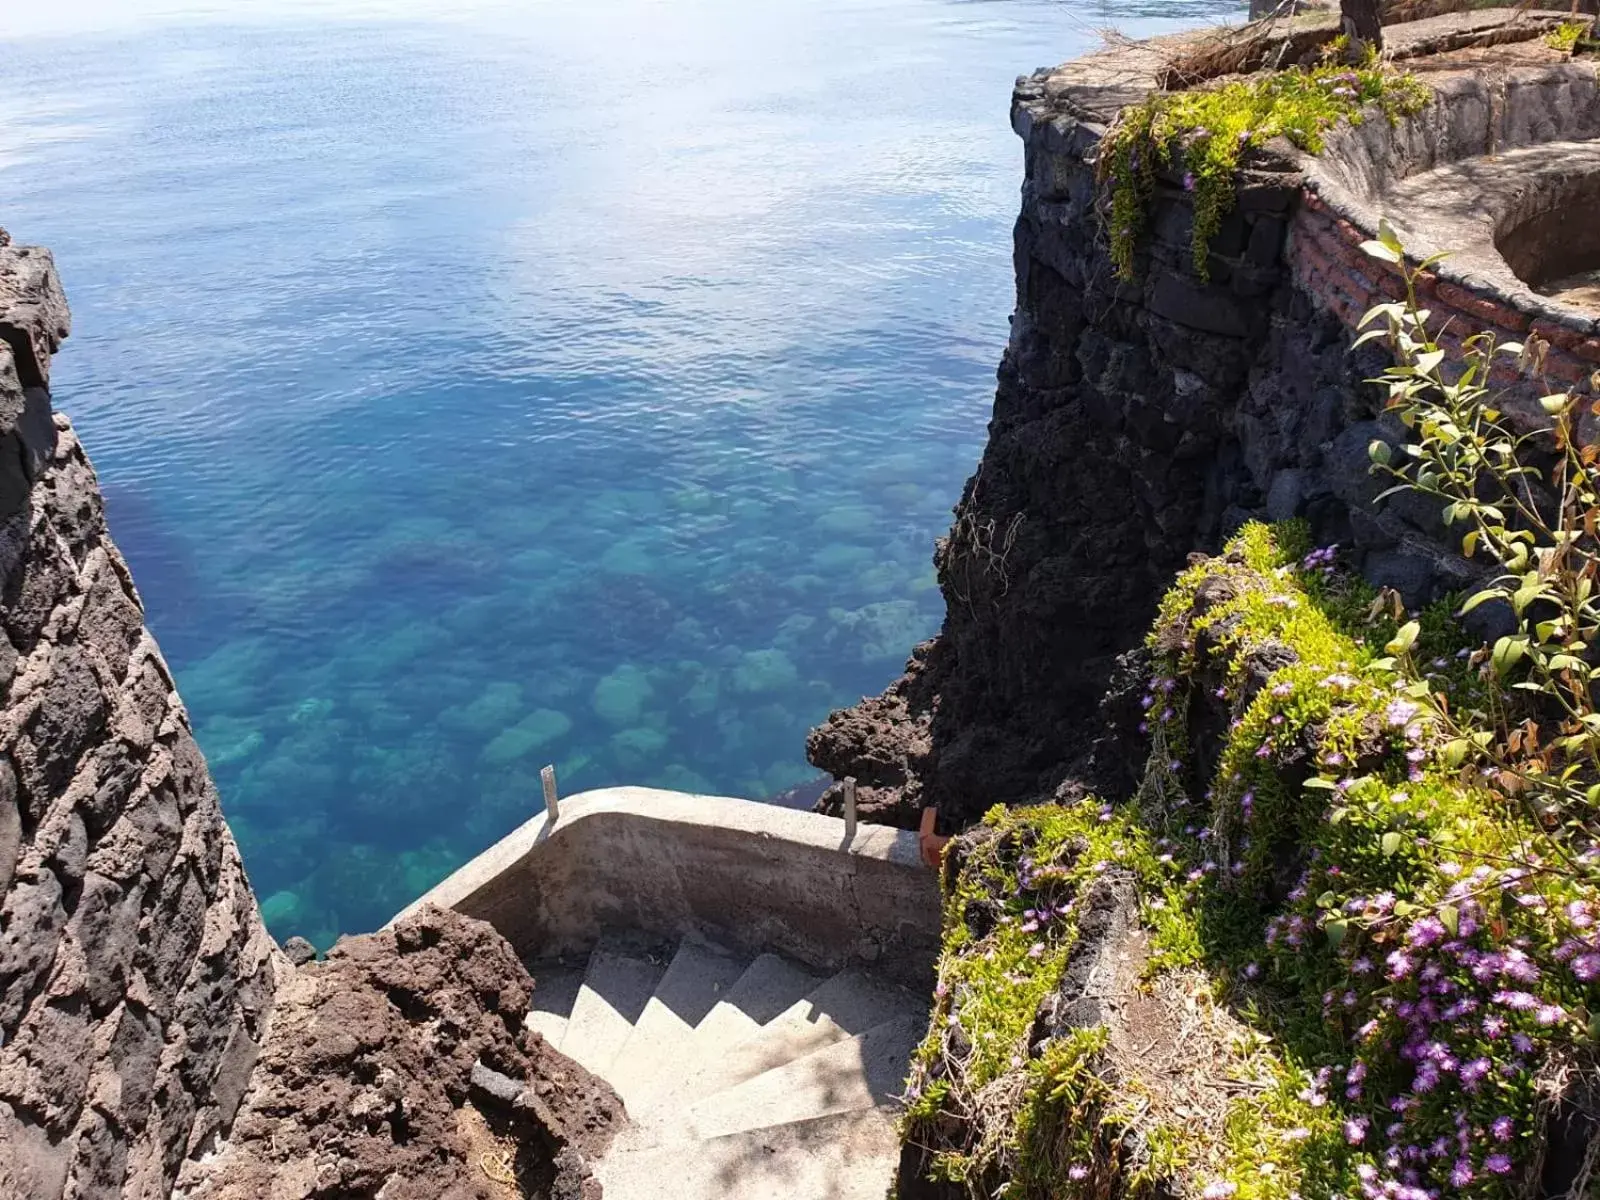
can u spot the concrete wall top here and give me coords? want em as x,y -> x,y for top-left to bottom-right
395,788 -> 942,988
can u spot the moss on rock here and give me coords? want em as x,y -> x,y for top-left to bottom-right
898,524 -> 1600,1200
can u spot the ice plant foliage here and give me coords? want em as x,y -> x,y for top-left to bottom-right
1142,526 -> 1600,1200
1097,54 -> 1427,280
901,525 -> 1600,1200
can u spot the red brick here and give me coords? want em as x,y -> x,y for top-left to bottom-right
1532,320 -> 1593,354
1434,281 -> 1532,334
1542,353 -> 1591,386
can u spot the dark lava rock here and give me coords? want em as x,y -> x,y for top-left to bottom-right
179,905 -> 621,1200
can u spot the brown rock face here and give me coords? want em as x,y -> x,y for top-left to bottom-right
177,905 -> 622,1200
0,234 -> 279,1200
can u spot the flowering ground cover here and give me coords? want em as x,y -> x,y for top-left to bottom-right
900,523 -> 1600,1199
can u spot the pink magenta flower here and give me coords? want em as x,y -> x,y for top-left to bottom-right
1485,1154 -> 1514,1175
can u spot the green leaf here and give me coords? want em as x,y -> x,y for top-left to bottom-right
1326,919 -> 1349,949
1416,349 -> 1446,377
1377,218 -> 1403,255
1461,530 -> 1480,558
1540,393 -> 1570,415
1316,891 -> 1338,910
1303,777 -> 1339,791
1368,439 -> 1393,466
1460,588 -> 1503,614
1381,831 -> 1403,857
1492,635 -> 1527,674
1361,239 -> 1401,264
1386,621 -> 1420,656
1443,739 -> 1469,768
1393,900 -> 1416,918
1439,905 -> 1459,937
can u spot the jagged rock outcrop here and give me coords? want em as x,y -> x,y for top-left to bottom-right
0,230 -> 280,1200
177,905 -> 621,1200
0,233 -> 622,1200
808,30 -> 1600,834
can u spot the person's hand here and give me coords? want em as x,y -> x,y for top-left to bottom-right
917,806 -> 948,868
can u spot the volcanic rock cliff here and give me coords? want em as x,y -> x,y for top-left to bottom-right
0,233 -> 620,1200
808,30 -> 1600,832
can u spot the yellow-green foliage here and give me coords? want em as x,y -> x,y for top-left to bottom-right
902,803 -> 1162,1193
1545,20 -> 1591,53
1099,62 -> 1429,279
901,523 -> 1600,1200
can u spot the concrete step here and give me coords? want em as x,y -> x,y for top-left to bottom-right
595,1108 -> 901,1200
523,962 -> 585,1048
638,969 -> 912,1120
687,1015 -> 921,1140
690,952 -> 821,1053
558,943 -> 667,1081
606,942 -> 747,1110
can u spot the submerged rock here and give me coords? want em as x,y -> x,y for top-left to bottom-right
482,709 -> 574,765
591,664 -> 654,727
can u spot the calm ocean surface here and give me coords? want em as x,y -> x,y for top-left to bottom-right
1,0 -> 1243,944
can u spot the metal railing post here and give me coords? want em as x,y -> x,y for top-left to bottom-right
843,776 -> 857,845
541,764 -> 560,826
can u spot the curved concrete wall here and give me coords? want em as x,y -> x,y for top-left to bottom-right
395,788 -> 942,988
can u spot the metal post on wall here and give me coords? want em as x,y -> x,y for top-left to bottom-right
541,764 -> 560,826
843,776 -> 858,845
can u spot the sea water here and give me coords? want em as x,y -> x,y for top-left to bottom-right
0,0 -> 1244,944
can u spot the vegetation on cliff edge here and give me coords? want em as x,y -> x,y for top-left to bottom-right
1099,54 -> 1429,280
900,521 -> 1600,1199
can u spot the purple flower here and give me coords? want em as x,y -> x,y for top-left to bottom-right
1451,1160 -> 1474,1187
1345,1117 -> 1370,1145
1492,1117 -> 1515,1142
1493,990 -> 1540,1011
1537,1003 -> 1567,1026
1484,1154 -> 1514,1176
1460,1058 -> 1491,1091
1068,1165 -> 1089,1181
1183,172 -> 1196,192
1573,953 -> 1600,982
1202,1183 -> 1237,1200
1387,950 -> 1415,980
1386,699 -> 1419,728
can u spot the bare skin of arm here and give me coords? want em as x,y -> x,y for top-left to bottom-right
918,806 -> 950,870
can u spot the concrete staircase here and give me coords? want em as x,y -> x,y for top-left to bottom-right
528,936 -> 925,1200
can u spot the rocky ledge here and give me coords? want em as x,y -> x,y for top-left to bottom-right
178,905 -> 622,1200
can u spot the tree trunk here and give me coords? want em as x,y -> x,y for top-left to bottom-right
1342,0 -> 1384,49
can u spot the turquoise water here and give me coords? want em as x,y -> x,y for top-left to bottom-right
1,0 -> 1243,944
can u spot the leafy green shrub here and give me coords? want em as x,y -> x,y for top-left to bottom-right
1098,60 -> 1428,280
1359,222 -> 1600,887
1546,20 -> 1593,53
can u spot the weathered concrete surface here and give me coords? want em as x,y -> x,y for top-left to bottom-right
396,788 -> 941,990
0,234 -> 281,1200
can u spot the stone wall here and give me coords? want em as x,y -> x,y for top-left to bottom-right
0,233 -> 281,1200
808,38 -> 1600,832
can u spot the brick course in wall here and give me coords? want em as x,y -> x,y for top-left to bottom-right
1290,191 -> 1600,398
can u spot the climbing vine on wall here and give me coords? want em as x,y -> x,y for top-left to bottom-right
1098,56 -> 1429,280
